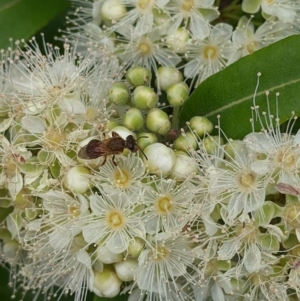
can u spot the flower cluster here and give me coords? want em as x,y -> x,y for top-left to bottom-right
1,1 -> 300,301
62,0 -> 300,87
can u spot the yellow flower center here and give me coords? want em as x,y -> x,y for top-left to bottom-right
107,211 -> 125,229
114,168 -> 131,187
276,149 -> 295,170
153,246 -> 169,261
155,196 -> 172,214
137,0 -> 152,10
239,171 -> 256,189
284,204 -> 300,228
181,0 -> 194,12
43,130 -> 66,151
203,46 -> 219,61
246,41 -> 258,54
137,40 -> 152,57
68,206 -> 81,218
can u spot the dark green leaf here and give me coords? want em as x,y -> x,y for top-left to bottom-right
0,0 -> 70,49
179,35 -> 300,139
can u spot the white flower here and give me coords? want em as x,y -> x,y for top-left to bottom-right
82,191 -> 145,253
167,0 -> 219,40
108,0 -> 171,35
184,23 -> 236,87
136,232 -> 198,297
91,154 -> 147,195
114,26 -> 181,76
231,16 -> 294,62
207,141 -> 270,220
142,178 -> 195,234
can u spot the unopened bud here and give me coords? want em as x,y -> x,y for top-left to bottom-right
109,83 -> 130,106
126,67 -> 152,87
146,108 -> 171,135
93,268 -> 122,298
96,245 -> 123,264
173,132 -> 197,152
132,86 -> 158,109
123,108 -> 144,131
189,116 -> 214,137
63,166 -> 92,194
114,259 -> 139,281
143,143 -> 176,176
156,67 -> 183,91
166,27 -> 189,53
127,237 -> 145,258
203,136 -> 224,154
167,82 -> 189,107
101,0 -> 126,22
136,132 -> 157,150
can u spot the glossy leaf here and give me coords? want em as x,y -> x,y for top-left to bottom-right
0,0 -> 70,49
179,35 -> 300,139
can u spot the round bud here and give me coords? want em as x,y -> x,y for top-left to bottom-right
136,132 -> 158,150
203,136 -> 224,154
166,27 -> 189,53
224,140 -> 246,161
108,83 -> 130,106
114,259 -> 139,281
152,7 -> 170,26
166,82 -> 189,107
143,143 -> 176,176
156,67 -> 183,91
146,108 -> 171,135
170,151 -> 198,181
93,268 -> 122,298
126,67 -> 152,87
173,132 -> 197,152
123,108 -> 144,131
63,166 -> 92,194
127,237 -> 145,258
189,116 -> 214,137
101,0 -> 126,22
96,245 -> 123,264
132,86 -> 158,109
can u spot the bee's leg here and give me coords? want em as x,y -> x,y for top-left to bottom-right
101,156 -> 107,166
112,155 -> 118,166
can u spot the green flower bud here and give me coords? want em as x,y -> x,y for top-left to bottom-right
123,108 -> 144,131
93,268 -> 122,298
189,116 -> 214,137
143,143 -> 176,176
108,83 -> 130,106
101,0 -> 127,22
173,132 -> 197,152
156,67 -> 183,91
146,108 -> 171,135
166,82 -> 189,107
132,86 -> 158,109
170,151 -> 198,181
127,237 -> 145,258
126,67 -> 152,87
203,136 -> 224,154
137,132 -> 157,150
166,27 -> 189,53
63,166 -> 92,194
114,258 -> 138,281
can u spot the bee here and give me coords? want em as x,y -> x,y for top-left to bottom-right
78,131 -> 148,165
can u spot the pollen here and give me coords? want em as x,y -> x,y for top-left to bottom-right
68,206 -> 81,218
155,195 -> 172,214
107,211 -> 125,229
275,149 -> 295,170
238,171 -> 256,189
153,245 -> 169,261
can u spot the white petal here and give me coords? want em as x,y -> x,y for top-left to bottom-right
211,283 -> 225,301
244,244 -> 261,273
8,173 -> 23,200
76,250 -> 92,268
59,98 -> 86,115
21,116 -> 46,133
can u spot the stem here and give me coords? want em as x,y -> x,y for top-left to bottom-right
172,106 -> 180,129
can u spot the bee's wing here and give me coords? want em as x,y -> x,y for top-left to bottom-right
78,139 -> 109,159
